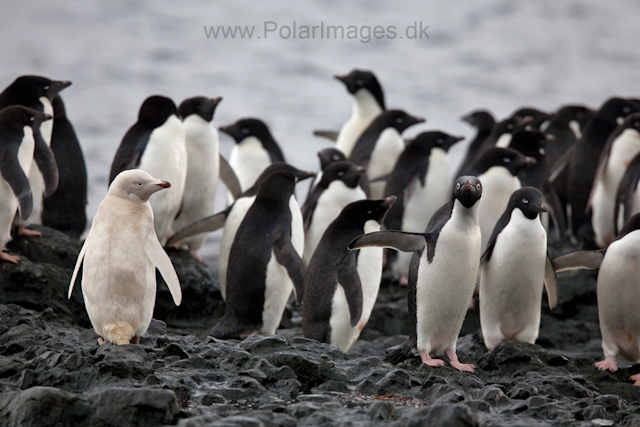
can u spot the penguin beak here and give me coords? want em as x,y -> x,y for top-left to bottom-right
355,166 -> 366,175
454,136 -> 465,142
383,195 -> 397,207
461,114 -> 473,125
212,97 -> 223,106
295,171 -> 316,182
43,114 -> 53,121
546,134 -> 556,142
47,80 -> 72,99
157,181 -> 171,189
334,75 -> 348,83
523,156 -> 537,166
412,116 -> 426,124
540,204 -> 548,213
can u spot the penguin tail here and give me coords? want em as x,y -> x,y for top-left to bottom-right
102,322 -> 136,345
383,340 -> 414,365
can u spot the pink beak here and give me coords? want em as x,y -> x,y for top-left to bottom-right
157,181 -> 171,189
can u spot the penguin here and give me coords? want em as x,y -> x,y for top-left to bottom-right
305,148 -> 347,203
383,131 -> 464,282
479,187 -> 558,350
348,176 -> 483,372
589,113 -> 640,248
302,196 -> 396,352
210,170 -> 307,339
510,107 -> 552,130
109,95 -> 186,245
614,152 -> 640,234
473,116 -> 522,160
41,95 -> 87,239
455,110 -> 496,179
0,106 -> 52,263
0,76 -> 71,231
566,97 -> 640,243
221,118 -> 285,197
166,163 -> 314,300
553,213 -> 640,386
170,96 -> 223,261
465,147 -> 536,252
302,161 -> 366,266
332,69 -> 386,156
68,169 -> 181,345
349,110 -> 425,199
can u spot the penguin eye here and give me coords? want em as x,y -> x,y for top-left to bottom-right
29,116 -> 34,121
507,123 -> 514,130
476,184 -> 481,191
503,157 -> 512,163
522,198 -> 529,204
355,78 -> 364,86
455,183 -> 461,190
332,154 -> 340,161
241,127 -> 250,135
395,117 -> 404,124
43,85 -> 50,90
622,106 -> 631,114
137,182 -> 143,186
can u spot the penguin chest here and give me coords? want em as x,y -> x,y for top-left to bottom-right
597,231 -> 640,362
336,89 -> 381,156
229,137 -> 272,191
368,128 -> 404,180
480,210 -> 547,338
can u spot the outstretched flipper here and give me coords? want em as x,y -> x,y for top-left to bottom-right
273,233 -> 306,304
219,154 -> 242,200
146,232 -> 182,306
336,252 -> 364,327
68,239 -> 89,298
313,130 -> 339,141
0,141 -> 33,220
348,231 -> 427,252
544,253 -> 558,311
553,250 -> 605,273
166,208 -> 230,247
33,128 -> 59,197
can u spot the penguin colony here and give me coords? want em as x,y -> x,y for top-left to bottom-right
1,71 -> 640,386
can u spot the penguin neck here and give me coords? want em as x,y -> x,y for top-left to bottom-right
352,89 -> 383,120
451,199 -> 480,226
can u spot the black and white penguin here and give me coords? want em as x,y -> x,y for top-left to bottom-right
302,160 -> 366,265
0,75 -> 71,229
41,95 -> 87,239
171,96 -> 223,260
109,95 -> 186,245
0,106 -> 52,263
615,152 -> 640,234
465,147 -> 536,252
472,116 -> 522,162
333,69 -> 386,156
348,176 -> 483,372
166,162 -> 314,300
302,196 -> 396,351
349,109 -> 425,199
553,213 -> 640,386
589,113 -> 640,248
383,131 -> 463,282
455,110 -> 496,179
305,148 -> 347,202
479,187 -> 558,350
566,97 -> 640,243
210,170 -> 307,339
221,118 -> 285,197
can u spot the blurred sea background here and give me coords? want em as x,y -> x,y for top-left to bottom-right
1,0 -> 639,264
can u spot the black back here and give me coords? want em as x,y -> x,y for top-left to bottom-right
466,147 -> 535,177
41,95 -> 87,238
302,198 -> 394,344
178,96 -> 222,122
220,118 -> 285,163
108,95 -> 178,184
456,110 -> 496,178
0,75 -> 71,111
349,110 -> 424,168
335,69 -> 385,110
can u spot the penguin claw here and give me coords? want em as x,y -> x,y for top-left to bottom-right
0,249 -> 20,264
450,361 -> 476,373
594,356 -> 618,372
629,373 -> 640,386
97,338 -> 109,345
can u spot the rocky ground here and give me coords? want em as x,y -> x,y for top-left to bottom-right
1,226 -> 640,426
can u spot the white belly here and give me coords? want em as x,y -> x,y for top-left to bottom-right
480,209 -> 547,349
335,89 -> 381,157
368,128 -> 405,200
495,133 -> 512,148
4,129 -> 36,244
261,250 -> 294,335
229,137 -> 272,193
478,168 -> 521,252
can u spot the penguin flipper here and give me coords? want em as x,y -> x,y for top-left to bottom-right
0,141 -> 33,220
69,239 -> 88,298
312,130 -> 339,141
336,252 -> 363,327
548,144 -> 576,183
274,234 -> 306,304
543,181 -> 567,241
219,154 -> 242,200
383,339 -> 414,365
553,250 -> 605,273
33,128 -> 59,197
349,231 -> 426,252
544,253 -> 558,311
146,232 -> 182,306
166,209 -> 230,247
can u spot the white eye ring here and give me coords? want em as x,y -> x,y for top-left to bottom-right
333,155 -> 340,160
456,183 -> 461,190
522,198 -> 529,204
503,157 -> 512,163
476,184 -> 481,191
395,117 -> 404,124
30,116 -> 34,121
337,171 -> 345,176
241,127 -> 249,134
44,85 -> 50,90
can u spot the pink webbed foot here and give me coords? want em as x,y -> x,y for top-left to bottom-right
0,249 -> 20,264
17,226 -> 42,237
97,338 -> 109,345
445,349 -> 475,373
629,373 -> 640,386
130,336 -> 140,345
594,356 -> 618,372
420,351 -> 445,367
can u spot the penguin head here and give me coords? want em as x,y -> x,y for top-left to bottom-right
220,118 -> 273,144
491,117 -> 520,137
138,96 -> 179,127
334,69 -> 385,109
461,110 -> 495,132
179,96 -> 222,122
255,170 -> 297,202
508,129 -> 547,159
471,147 -> 537,176
509,187 -> 547,220
378,109 -> 425,133
342,196 -> 396,225
0,105 -> 52,130
6,75 -> 72,102
510,107 -> 551,129
453,176 -> 482,209
320,161 -> 364,189
110,169 -> 171,203
247,162 -> 315,197
598,97 -> 640,125
619,112 -> 640,134
317,148 -> 346,170
554,105 -> 593,126
411,131 -> 464,153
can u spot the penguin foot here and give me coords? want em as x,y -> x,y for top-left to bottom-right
17,226 -> 42,237
629,373 -> 640,386
594,356 -> 618,372
130,336 -> 140,344
0,249 -> 20,264
420,352 -> 445,367
97,338 -> 109,345
446,349 -> 475,373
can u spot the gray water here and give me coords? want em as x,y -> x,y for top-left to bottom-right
2,0 -> 640,263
